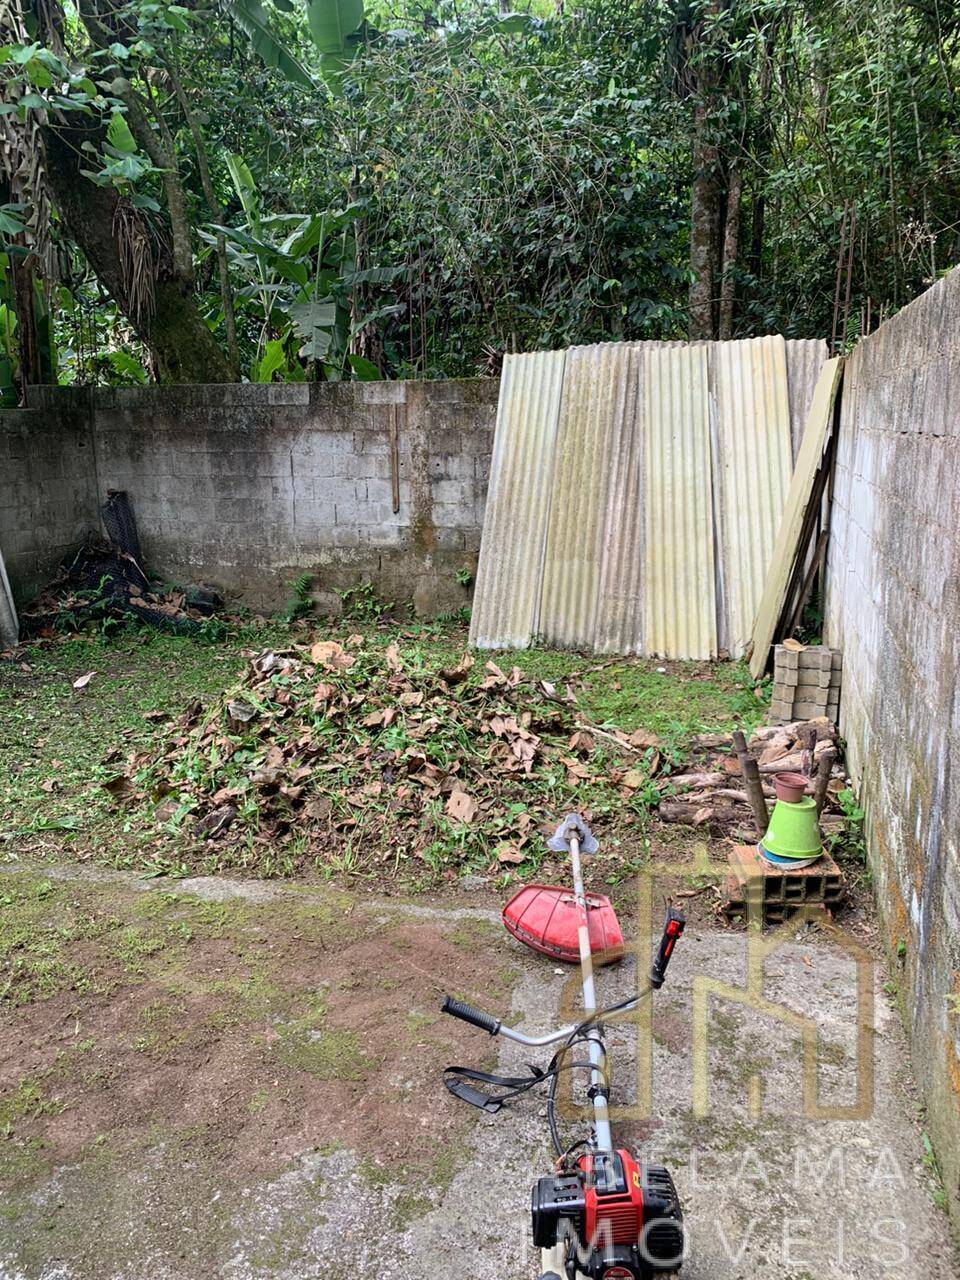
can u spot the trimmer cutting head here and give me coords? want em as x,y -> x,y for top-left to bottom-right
504,813 -> 623,963
502,884 -> 624,964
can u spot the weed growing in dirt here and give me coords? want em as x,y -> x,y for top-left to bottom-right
826,786 -> 869,883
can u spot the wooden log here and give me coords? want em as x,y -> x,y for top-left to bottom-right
659,771 -> 727,791
813,746 -> 837,816
750,719 -> 836,745
658,801 -> 725,824
688,732 -> 732,749
683,788 -> 751,804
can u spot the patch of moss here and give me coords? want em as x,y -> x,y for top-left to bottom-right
391,1187 -> 432,1231
280,1025 -> 369,1082
275,995 -> 373,1081
0,1078 -> 65,1129
357,1154 -> 394,1186
0,875 -> 104,1005
446,918 -> 500,949
248,1088 -> 271,1115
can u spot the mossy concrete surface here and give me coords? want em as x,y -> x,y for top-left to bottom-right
1,860 -> 957,1278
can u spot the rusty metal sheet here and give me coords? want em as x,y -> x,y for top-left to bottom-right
713,336 -> 792,659
469,349 -> 565,649
538,344 -> 640,650
785,339 -> 829,463
643,343 -> 716,659
749,358 -> 843,677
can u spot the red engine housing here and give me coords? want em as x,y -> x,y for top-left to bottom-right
579,1149 -> 644,1250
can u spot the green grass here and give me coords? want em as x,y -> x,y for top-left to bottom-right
1,619 -> 767,882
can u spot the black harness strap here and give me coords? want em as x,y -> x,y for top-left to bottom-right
443,1050 -> 594,1114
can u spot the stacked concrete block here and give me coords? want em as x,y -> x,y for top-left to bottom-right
769,644 -> 841,724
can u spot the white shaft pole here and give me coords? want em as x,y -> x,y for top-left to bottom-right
569,832 -> 613,1154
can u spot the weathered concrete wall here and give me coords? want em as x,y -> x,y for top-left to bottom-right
0,390 -> 97,603
825,265 -> 960,1224
1,380 -> 497,612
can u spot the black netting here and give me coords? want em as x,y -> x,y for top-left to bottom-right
19,490 -> 222,638
101,490 -> 143,564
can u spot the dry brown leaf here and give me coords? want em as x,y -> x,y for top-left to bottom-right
385,643 -> 403,672
628,728 -> 659,748
102,774 -> 135,800
495,844 -> 524,865
440,653 -> 474,684
481,661 -> 507,688
621,769 -> 645,790
72,670 -> 95,691
445,789 -> 478,824
310,640 -> 355,671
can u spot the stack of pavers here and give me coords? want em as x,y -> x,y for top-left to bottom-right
769,644 -> 841,725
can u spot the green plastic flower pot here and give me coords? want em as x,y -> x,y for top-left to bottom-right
762,797 -> 822,859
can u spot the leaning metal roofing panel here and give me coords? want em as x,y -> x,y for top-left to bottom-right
469,350 -> 566,649
785,339 -> 829,463
712,336 -> 792,659
593,343 -> 647,653
539,344 -> 638,650
643,344 -> 716,659
749,357 -> 843,677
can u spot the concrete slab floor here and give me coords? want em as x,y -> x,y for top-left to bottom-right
0,866 -> 955,1280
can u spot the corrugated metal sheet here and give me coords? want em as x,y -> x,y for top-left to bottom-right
472,336 -> 819,658
469,349 -> 565,649
538,344 -> 638,649
713,336 -> 792,659
643,343 -> 716,659
749,357 -> 843,676
785,339 -> 829,463
594,344 -> 647,653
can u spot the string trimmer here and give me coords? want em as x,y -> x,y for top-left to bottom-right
441,814 -> 687,1279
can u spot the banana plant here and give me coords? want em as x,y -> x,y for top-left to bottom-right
223,0 -> 366,91
203,151 -> 365,379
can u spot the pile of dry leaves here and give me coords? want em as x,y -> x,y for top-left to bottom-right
121,636 -> 663,873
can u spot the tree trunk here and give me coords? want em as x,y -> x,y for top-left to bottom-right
11,253 -> 40,394
688,100 -> 722,340
42,120 -> 232,383
718,164 -> 742,340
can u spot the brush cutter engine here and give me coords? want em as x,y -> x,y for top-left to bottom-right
532,1148 -> 684,1279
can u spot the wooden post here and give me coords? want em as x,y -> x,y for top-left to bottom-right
733,730 -> 768,837
389,404 -> 401,513
813,747 -> 837,817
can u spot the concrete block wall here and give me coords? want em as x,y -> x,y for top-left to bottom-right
825,265 -> 960,1225
2,379 -> 497,613
0,390 -> 97,602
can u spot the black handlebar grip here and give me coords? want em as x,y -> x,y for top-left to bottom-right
441,995 -> 502,1036
649,906 -> 686,989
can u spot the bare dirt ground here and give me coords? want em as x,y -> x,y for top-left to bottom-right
1,856 -> 956,1280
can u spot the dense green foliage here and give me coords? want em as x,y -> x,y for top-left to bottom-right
1,0 -> 958,387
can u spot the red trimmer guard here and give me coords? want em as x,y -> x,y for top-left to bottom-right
502,884 -> 624,965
